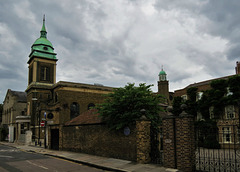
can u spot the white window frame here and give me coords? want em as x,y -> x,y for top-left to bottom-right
222,127 -> 232,143
181,95 -> 188,101
226,87 -> 233,96
196,92 -> 203,101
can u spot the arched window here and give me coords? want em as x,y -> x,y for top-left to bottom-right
88,103 -> 95,110
70,102 -> 80,119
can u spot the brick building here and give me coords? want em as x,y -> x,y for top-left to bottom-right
173,62 -> 240,148
2,89 -> 29,142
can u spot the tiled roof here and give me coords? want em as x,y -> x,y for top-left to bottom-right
175,74 -> 235,93
10,90 -> 27,103
65,109 -> 102,126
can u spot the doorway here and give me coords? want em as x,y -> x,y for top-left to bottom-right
51,129 -> 59,150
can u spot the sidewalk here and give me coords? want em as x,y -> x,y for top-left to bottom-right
0,142 -> 179,172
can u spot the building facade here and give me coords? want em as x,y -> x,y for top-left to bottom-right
173,62 -> 240,148
2,89 -> 29,142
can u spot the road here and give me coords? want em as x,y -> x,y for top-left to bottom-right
0,144 -> 108,172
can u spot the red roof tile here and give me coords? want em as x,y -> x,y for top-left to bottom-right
65,109 -> 102,125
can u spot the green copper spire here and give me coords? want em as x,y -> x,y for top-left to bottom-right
40,15 -> 47,38
28,15 -> 57,62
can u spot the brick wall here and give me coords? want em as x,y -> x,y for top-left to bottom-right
60,117 -> 152,163
61,124 -> 137,161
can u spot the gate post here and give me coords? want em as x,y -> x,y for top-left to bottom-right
163,105 -> 195,172
162,112 -> 177,169
136,114 -> 151,163
175,105 -> 195,172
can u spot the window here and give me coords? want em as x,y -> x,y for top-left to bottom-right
196,92 -> 203,101
226,87 -> 233,96
21,124 -> 25,134
225,105 -> 235,119
209,106 -> 214,119
181,95 -> 188,101
47,113 -> 54,119
88,103 -> 95,110
40,66 -> 50,81
222,127 -> 231,143
70,102 -> 80,119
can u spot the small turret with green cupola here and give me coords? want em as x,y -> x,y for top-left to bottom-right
158,66 -> 170,104
158,67 -> 167,81
27,15 -> 58,86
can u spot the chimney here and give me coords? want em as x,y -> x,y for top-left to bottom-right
236,61 -> 240,74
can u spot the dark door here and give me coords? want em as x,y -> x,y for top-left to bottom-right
51,129 -> 59,150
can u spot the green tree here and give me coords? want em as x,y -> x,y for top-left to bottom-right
172,96 -> 183,116
195,120 -> 220,149
96,83 -> 162,130
186,87 -> 198,117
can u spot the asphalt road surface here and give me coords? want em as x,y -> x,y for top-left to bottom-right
0,144 -> 108,172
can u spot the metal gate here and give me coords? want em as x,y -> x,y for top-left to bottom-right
150,127 -> 163,165
195,121 -> 240,172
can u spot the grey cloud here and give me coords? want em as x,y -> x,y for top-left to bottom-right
199,1 -> 240,60
1,0 -> 240,102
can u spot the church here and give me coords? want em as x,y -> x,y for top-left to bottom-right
1,16 -> 170,148
24,16 -> 118,148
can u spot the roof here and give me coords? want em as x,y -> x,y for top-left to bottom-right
174,74 -> 235,95
159,70 -> 166,75
11,90 -> 27,102
26,80 -> 114,93
65,109 -> 102,126
29,16 -> 57,61
185,75 -> 233,89
4,89 -> 27,103
54,81 -> 114,91
33,37 -> 53,48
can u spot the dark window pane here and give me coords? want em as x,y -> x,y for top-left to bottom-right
70,102 -> 80,119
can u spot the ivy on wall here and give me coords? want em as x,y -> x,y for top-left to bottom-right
172,75 -> 240,119
172,75 -> 240,149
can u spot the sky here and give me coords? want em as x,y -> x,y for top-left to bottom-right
0,0 -> 240,103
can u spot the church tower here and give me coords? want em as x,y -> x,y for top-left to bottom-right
27,15 -> 57,87
158,67 -> 169,104
26,16 -> 57,141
